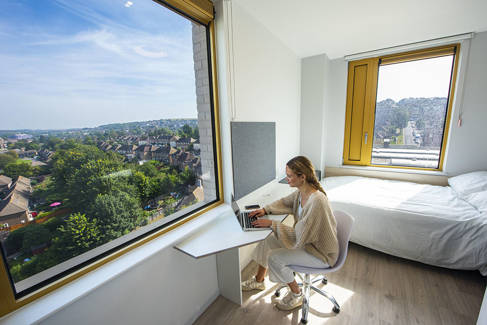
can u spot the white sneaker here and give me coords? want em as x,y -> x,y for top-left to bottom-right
276,290 -> 303,311
241,276 -> 266,291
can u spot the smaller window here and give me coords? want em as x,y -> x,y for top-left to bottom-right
343,45 -> 459,170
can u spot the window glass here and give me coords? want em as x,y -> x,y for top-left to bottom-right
371,55 -> 455,168
0,0 -> 217,297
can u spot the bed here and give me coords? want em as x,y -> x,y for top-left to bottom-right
321,171 -> 487,275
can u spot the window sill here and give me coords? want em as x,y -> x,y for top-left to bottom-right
325,165 -> 448,186
339,165 -> 448,176
0,205 -> 228,325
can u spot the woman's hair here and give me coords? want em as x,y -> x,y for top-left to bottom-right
286,156 -> 326,196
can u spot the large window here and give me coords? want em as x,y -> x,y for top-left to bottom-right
0,0 -> 220,315
343,45 -> 459,170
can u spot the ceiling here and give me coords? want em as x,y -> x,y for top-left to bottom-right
233,0 -> 487,59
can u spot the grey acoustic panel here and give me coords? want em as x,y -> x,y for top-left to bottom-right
231,122 -> 276,200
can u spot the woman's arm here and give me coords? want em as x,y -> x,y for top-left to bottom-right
272,195 -> 332,249
263,190 -> 298,215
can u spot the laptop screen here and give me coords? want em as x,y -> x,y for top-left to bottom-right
231,194 -> 240,216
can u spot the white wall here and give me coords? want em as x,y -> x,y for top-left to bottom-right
216,1 -> 301,270
443,32 -> 487,175
229,1 -> 301,179
300,54 -> 330,173
40,248 -> 218,325
315,31 -> 487,176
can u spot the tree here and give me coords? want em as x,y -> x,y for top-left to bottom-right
21,224 -> 51,254
178,124 -> 194,138
5,150 -> 19,160
56,213 -> 101,255
137,161 -> 159,177
4,160 -> 32,178
192,126 -> 199,139
181,166 -> 196,186
0,153 -> 16,170
4,226 -> 30,255
50,144 -> 123,210
392,108 -> 409,130
416,118 -> 425,130
91,190 -> 143,241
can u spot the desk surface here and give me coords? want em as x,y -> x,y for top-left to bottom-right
175,179 -> 294,258
174,210 -> 286,258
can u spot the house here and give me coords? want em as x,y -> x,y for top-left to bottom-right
0,176 -> 32,227
0,175 -> 12,195
0,138 -> 6,150
152,145 -> 172,163
176,137 -> 197,149
1,0 -> 486,324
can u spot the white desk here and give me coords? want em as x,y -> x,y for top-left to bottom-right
175,210 -> 286,258
174,179 -> 294,305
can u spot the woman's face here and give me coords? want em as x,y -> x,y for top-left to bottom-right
286,166 -> 305,187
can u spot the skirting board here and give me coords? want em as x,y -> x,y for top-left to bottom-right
325,167 -> 448,186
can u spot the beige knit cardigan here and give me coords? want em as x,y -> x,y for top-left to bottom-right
263,190 -> 339,266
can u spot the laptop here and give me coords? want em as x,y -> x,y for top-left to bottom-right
231,195 -> 270,231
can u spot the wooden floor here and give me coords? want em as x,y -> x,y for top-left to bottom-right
194,243 -> 486,325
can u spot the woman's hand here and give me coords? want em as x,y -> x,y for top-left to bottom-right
248,208 -> 266,218
251,218 -> 272,228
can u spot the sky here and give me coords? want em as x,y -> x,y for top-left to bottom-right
0,0 -> 200,130
376,55 -> 454,102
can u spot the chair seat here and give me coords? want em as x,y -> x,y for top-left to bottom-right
289,265 -> 333,275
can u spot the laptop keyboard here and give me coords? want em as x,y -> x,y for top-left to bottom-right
241,212 -> 257,228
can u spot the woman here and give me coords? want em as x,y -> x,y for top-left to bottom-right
241,156 -> 338,311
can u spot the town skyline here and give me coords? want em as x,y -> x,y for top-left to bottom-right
0,117 -> 198,133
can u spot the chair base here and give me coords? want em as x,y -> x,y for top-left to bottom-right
274,274 -> 340,323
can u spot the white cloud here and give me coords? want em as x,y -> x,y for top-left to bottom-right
133,46 -> 167,58
0,0 -> 200,130
124,1 -> 133,8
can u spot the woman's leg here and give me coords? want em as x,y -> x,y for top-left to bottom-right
267,248 -> 329,291
251,233 -> 282,282
255,265 -> 267,282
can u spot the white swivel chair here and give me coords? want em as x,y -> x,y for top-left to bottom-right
275,210 -> 354,324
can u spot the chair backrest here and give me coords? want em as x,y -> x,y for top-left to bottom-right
330,210 -> 354,271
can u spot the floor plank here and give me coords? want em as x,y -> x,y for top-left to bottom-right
194,244 -> 486,325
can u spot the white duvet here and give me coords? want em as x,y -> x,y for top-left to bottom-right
321,176 -> 487,275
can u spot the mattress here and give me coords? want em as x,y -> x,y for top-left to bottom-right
321,176 -> 487,275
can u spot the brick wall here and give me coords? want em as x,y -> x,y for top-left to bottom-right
192,24 -> 216,202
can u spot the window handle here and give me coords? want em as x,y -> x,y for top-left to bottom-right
364,132 -> 368,144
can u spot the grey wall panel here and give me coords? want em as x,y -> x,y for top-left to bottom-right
231,122 -> 276,199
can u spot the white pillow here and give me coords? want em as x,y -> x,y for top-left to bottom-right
448,171 -> 487,197
465,190 -> 487,212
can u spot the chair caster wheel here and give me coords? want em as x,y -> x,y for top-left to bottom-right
300,318 -> 308,324
322,278 -> 328,285
275,290 -> 280,297
333,307 -> 340,314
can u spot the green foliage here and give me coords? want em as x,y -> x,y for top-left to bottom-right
416,118 -> 424,130
4,226 -> 29,255
3,160 -> 32,178
21,224 -> 51,254
392,108 -> 409,130
148,127 -> 174,137
136,161 -> 159,177
56,213 -> 101,254
50,144 -> 123,210
177,124 -> 199,139
44,136 -> 63,150
90,191 -> 143,241
0,153 -> 16,169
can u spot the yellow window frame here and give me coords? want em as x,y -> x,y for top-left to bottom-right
343,44 -> 460,170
